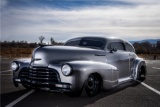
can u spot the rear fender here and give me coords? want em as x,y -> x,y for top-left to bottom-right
132,58 -> 146,80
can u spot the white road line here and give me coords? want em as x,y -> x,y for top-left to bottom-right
136,80 -> 160,95
5,90 -> 35,107
0,70 -> 12,73
152,67 -> 160,70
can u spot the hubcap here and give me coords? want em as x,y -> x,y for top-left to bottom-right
87,76 -> 95,89
87,75 -> 99,93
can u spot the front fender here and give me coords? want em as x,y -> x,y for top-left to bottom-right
12,58 -> 31,78
49,60 -> 119,91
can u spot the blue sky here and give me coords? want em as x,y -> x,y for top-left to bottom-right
1,0 -> 160,43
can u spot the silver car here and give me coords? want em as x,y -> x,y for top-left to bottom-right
12,36 -> 147,96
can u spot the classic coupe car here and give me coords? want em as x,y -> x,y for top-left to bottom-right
12,36 -> 147,96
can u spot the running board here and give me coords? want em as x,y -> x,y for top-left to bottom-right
118,77 -> 133,84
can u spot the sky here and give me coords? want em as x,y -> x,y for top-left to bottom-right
1,0 -> 160,43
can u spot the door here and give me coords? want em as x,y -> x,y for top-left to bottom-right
125,43 -> 137,76
106,41 -> 130,79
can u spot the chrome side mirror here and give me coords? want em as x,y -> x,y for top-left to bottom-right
110,47 -> 117,53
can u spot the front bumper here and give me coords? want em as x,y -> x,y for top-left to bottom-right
13,66 -> 73,93
13,78 -> 72,92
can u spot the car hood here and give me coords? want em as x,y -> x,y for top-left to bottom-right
31,46 -> 106,66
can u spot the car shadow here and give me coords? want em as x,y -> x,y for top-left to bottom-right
100,77 -> 146,98
1,78 -> 146,107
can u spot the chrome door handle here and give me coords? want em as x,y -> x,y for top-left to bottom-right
95,54 -> 105,56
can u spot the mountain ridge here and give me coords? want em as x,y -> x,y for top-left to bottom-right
130,39 -> 160,44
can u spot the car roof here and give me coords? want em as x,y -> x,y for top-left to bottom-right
67,36 -> 132,45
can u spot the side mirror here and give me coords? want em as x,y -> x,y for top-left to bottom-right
110,47 -> 117,53
113,47 -> 117,52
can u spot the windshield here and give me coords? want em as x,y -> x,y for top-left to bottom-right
65,38 -> 106,49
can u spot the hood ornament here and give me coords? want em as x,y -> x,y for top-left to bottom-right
30,57 -> 42,65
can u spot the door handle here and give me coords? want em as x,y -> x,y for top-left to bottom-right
95,54 -> 106,56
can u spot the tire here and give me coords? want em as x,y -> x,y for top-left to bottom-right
141,66 -> 147,78
84,74 -> 101,97
137,67 -> 142,80
135,65 -> 146,80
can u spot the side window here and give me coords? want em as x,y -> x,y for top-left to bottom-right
65,40 -> 80,46
110,42 -> 125,51
107,43 -> 111,49
125,43 -> 135,52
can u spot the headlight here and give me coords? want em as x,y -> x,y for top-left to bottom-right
61,64 -> 72,76
11,62 -> 19,71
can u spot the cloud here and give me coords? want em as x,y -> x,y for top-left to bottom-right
0,0 -> 8,8
113,0 -> 160,4
1,0 -> 160,42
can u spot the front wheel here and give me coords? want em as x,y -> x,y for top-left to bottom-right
84,74 -> 101,97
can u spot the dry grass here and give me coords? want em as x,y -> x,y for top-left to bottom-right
1,47 -> 34,58
1,47 -> 160,60
138,54 -> 160,60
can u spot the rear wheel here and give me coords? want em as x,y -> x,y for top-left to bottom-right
85,74 -> 101,97
135,65 -> 146,80
141,66 -> 146,78
137,67 -> 142,80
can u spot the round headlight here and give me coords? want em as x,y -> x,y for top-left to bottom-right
11,62 -> 19,71
62,64 -> 72,76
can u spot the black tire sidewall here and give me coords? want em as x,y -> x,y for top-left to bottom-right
85,74 -> 100,97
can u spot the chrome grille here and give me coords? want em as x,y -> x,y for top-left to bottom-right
28,66 -> 60,83
19,68 -> 29,79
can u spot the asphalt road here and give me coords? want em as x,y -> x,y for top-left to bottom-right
0,59 -> 160,107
